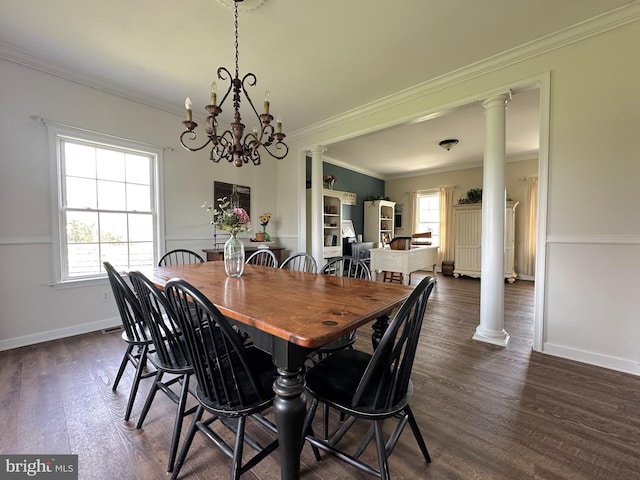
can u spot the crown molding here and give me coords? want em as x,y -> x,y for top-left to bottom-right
1,2 -> 638,134
288,1 -> 640,141
322,155 -> 385,180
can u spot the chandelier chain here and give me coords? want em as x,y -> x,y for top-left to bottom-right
234,1 -> 239,80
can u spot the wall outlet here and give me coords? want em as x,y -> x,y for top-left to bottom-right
102,290 -> 111,302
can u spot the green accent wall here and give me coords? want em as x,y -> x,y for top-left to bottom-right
306,157 -> 385,235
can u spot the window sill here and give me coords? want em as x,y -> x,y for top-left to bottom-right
50,276 -> 109,290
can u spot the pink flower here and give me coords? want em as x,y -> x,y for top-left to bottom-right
232,207 -> 251,225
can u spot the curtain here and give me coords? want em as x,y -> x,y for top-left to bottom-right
523,176 -> 538,276
410,191 -> 419,234
439,186 -> 455,263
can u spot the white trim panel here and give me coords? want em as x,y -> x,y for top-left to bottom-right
543,342 -> 640,376
0,316 -> 121,352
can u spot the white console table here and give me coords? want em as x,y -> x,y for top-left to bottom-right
369,246 -> 439,285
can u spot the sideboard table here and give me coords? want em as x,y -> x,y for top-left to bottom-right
203,247 -> 285,264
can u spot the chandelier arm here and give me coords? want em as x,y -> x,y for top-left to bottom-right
216,67 -> 235,107
208,128 -> 238,164
180,130 -> 214,152
240,73 -> 260,118
262,141 -> 289,160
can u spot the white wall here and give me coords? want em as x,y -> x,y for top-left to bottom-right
280,17 -> 640,374
0,59 -> 278,350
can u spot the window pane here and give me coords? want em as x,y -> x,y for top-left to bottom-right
97,180 -> 126,211
66,211 -> 98,243
64,142 -> 96,178
129,242 -> 154,268
126,184 -> 151,212
126,154 -> 151,185
99,212 -> 128,242
65,177 -> 97,209
129,213 -> 153,241
67,243 -> 101,277
97,148 -> 125,181
101,243 -> 129,271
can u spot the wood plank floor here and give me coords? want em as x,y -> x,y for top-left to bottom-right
2,273 -> 640,479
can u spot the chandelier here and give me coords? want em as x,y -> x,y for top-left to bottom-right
180,0 -> 288,167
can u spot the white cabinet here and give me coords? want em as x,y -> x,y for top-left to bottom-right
322,190 -> 343,258
307,189 -> 344,260
453,201 -> 519,282
364,200 -> 395,248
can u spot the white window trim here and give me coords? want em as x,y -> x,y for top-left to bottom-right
47,123 -> 165,287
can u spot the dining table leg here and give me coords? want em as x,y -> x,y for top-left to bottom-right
271,341 -> 310,480
371,314 -> 390,349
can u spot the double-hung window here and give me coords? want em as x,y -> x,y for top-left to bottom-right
416,191 -> 440,246
50,126 -> 163,283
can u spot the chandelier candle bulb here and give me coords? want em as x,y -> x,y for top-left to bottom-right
210,82 -> 217,106
185,97 -> 192,122
277,115 -> 282,134
264,91 -> 270,115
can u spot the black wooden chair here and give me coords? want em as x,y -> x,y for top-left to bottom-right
302,276 -> 436,480
279,252 -> 317,273
164,278 -> 279,480
103,261 -> 155,422
128,271 -> 197,474
321,255 -> 371,281
158,249 -> 205,266
245,249 -> 279,268
315,256 -> 372,359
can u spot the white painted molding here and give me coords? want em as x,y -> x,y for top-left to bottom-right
0,236 -> 51,245
0,316 -> 121,352
322,155 -> 384,180
165,234 -> 298,241
288,2 -> 640,141
164,234 -> 217,242
546,234 -> 640,245
1,3 -> 638,134
543,342 -> 640,376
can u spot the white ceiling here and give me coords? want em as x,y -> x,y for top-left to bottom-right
1,0 -> 635,177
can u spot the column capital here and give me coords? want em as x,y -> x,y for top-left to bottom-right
308,145 -> 327,156
482,91 -> 512,110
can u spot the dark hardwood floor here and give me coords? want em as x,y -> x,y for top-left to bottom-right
2,273 -> 639,479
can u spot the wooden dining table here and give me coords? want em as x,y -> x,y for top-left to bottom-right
143,260 -> 412,480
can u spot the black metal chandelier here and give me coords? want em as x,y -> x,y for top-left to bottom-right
180,0 -> 287,167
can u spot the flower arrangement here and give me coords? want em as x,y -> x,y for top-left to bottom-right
323,174 -> 338,189
259,212 -> 272,231
256,212 -> 272,241
202,197 -> 251,236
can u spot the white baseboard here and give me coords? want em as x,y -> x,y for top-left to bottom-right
0,316 -> 121,352
543,342 -> 640,376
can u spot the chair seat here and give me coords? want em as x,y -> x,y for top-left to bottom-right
147,344 -> 192,374
306,348 -> 412,416
195,345 -> 277,415
120,324 -> 153,346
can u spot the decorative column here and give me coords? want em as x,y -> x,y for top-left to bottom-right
309,146 -> 326,267
473,93 -> 510,347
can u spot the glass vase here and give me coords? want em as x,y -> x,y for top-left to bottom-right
224,234 -> 245,277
